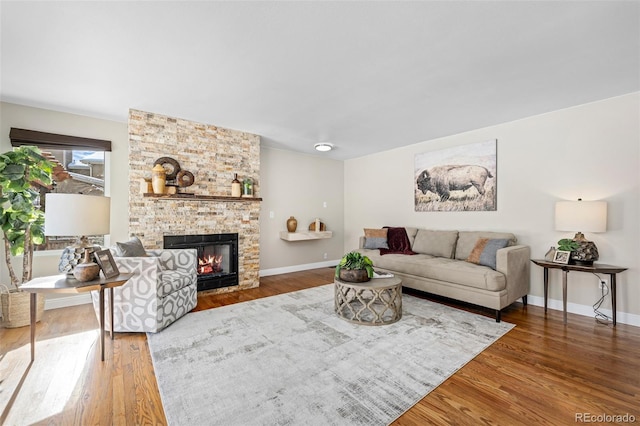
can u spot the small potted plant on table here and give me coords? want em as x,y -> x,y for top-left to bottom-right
335,251 -> 374,282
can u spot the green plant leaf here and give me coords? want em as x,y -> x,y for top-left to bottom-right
335,251 -> 375,277
0,145 -> 54,283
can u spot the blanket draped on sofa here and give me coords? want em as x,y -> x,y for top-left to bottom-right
380,227 -> 416,256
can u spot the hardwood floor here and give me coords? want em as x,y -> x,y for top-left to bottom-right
1,268 -> 638,425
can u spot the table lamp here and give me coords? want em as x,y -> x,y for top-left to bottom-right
44,193 -> 111,281
555,198 -> 607,265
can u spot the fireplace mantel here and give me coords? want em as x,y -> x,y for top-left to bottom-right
143,193 -> 262,202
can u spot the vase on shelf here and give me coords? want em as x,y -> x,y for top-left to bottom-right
286,216 -> 297,233
151,164 -> 166,195
231,173 -> 241,197
242,177 -> 253,198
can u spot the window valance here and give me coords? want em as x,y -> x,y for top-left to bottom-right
9,128 -> 112,151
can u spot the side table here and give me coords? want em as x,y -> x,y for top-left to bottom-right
20,273 -> 133,361
530,260 -> 627,326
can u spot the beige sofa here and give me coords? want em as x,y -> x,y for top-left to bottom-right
357,228 -> 530,321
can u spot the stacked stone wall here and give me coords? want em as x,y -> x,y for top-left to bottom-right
128,109 -> 260,293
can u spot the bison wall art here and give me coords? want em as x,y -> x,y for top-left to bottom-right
415,140 -> 497,212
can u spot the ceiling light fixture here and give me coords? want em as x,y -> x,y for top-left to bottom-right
314,143 -> 333,152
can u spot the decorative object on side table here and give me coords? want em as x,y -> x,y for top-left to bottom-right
73,248 -> 101,282
555,198 -> 607,265
552,249 -> 571,264
94,249 -> 120,278
0,145 -> 53,327
45,193 -> 111,275
286,216 -> 298,232
544,246 -> 556,261
335,251 -> 374,282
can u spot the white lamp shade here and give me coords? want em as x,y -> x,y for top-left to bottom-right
555,200 -> 607,233
45,194 -> 111,236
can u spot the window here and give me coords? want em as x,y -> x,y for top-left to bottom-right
9,128 -> 111,251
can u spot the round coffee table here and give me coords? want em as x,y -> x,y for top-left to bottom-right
334,276 -> 402,325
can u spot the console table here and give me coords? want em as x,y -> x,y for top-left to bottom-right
530,260 -> 627,326
20,273 -> 133,361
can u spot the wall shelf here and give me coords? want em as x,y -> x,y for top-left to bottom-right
143,193 -> 262,202
280,231 -> 333,241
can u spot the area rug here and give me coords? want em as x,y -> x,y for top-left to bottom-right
147,284 -> 514,426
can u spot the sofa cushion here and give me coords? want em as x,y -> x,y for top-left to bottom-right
159,270 -> 194,297
363,228 -> 389,249
455,231 -> 517,260
424,258 -> 507,291
404,227 -> 419,248
359,249 -> 506,291
360,249 -> 435,272
466,238 -> 510,270
411,230 -> 458,258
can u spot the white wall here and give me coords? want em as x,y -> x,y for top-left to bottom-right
344,93 -> 640,324
259,147 -> 344,274
0,102 -> 129,304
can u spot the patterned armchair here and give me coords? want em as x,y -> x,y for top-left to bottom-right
91,248 -> 198,333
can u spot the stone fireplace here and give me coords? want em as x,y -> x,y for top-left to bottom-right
127,109 -> 260,294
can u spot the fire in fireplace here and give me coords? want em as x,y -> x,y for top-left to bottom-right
199,254 -> 223,275
164,233 -> 239,291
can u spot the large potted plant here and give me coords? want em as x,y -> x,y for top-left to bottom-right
335,251 -> 374,282
0,146 -> 53,327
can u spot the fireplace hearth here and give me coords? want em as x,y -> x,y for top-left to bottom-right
164,233 -> 239,291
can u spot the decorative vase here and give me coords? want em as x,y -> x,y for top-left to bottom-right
151,164 -> 166,195
231,173 -> 241,198
339,269 -> 370,283
73,249 -> 100,282
286,216 -> 297,232
544,246 -> 556,261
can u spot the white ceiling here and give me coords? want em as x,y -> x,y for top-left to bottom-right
1,1 -> 638,160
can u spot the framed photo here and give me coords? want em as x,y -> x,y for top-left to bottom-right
94,249 -> 120,278
553,250 -> 571,264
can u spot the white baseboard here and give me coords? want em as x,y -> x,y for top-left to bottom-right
527,295 -> 640,327
260,260 -> 338,277
44,293 -> 92,310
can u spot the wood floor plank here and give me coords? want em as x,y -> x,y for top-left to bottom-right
1,267 -> 638,425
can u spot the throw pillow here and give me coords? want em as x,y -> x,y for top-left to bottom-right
115,236 -> 147,257
363,228 -> 389,249
466,238 -> 510,270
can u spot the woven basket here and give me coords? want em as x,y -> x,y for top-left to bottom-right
0,285 -> 45,328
